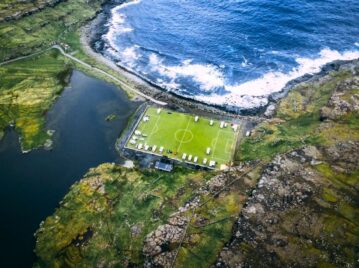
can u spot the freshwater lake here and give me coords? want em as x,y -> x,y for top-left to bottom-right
0,71 -> 139,267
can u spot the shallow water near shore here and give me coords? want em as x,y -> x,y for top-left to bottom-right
0,70 -> 139,267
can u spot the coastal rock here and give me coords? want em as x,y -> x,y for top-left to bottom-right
143,223 -> 185,257
320,76 -> 359,120
264,103 -> 276,117
216,142 -> 359,267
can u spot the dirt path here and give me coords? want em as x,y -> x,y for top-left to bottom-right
0,45 -> 167,106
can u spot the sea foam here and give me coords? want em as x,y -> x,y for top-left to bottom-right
103,0 -> 142,51
102,0 -> 359,110
146,48 -> 359,109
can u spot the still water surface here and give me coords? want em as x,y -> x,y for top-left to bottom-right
0,71 -> 139,267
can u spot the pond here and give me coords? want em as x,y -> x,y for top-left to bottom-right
0,70 -> 140,267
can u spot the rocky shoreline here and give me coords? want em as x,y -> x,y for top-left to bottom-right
79,1 -> 265,118
80,10 -> 256,120
80,0 -> 359,118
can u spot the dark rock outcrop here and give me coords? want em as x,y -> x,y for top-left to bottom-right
215,142 -> 359,267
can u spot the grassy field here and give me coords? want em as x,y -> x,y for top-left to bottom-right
34,162 -> 257,267
0,0 -> 139,150
126,107 -> 239,168
0,49 -> 70,151
0,0 -> 106,61
0,0 -> 59,22
236,68 -> 359,162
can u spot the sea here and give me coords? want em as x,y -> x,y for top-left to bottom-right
98,0 -> 359,111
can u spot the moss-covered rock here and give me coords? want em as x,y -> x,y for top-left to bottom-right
218,142 -> 359,267
34,164 -> 216,267
237,61 -> 359,162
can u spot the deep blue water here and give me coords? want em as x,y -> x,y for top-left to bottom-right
0,71 -> 139,267
101,0 -> 359,110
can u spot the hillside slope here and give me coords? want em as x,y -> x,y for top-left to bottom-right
34,61 -> 359,267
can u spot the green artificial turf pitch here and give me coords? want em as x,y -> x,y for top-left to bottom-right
125,107 -> 239,168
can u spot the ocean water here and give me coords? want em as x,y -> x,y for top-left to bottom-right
100,0 -> 359,110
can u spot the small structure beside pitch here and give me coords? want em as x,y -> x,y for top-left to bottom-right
154,161 -> 173,172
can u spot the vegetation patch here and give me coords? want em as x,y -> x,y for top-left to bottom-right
0,50 -> 70,151
0,0 -> 106,61
34,164 -> 217,266
237,67 -> 359,162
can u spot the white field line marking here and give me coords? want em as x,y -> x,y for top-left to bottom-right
229,125 -> 241,160
176,117 -> 192,153
225,139 -> 235,155
52,46 -> 167,105
147,114 -> 161,144
211,129 -> 221,159
125,106 -> 149,148
142,112 -> 160,134
211,130 -> 238,163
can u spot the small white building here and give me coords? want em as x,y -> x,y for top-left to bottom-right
232,124 -> 238,131
220,121 -> 224,128
152,145 -> 157,152
206,147 -> 211,155
210,120 -> 214,126
135,130 -> 141,135
144,144 -> 149,151
209,160 -> 216,167
246,130 -> 251,137
130,139 -> 136,145
157,108 -> 162,114
194,116 -> 199,122
203,158 -> 207,164
182,153 -> 187,160
224,123 -> 228,127
143,116 -> 150,122
159,146 -> 164,153
188,155 -> 192,161
194,156 -> 198,163
138,143 -> 143,150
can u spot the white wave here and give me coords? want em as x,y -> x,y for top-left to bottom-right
103,1 -> 142,51
149,54 -> 224,91
226,48 -> 359,98
148,48 -> 359,109
196,94 -> 269,110
355,42 -> 359,47
117,0 -> 142,10
119,46 -> 140,67
241,56 -> 249,67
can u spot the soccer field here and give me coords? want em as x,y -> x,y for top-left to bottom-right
125,107 -> 239,169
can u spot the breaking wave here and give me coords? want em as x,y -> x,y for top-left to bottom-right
100,0 -> 359,110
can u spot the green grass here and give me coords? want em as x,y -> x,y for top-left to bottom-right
34,163 -> 215,267
0,49 -> 70,151
0,0 -> 59,22
126,107 -> 239,168
236,68 -> 358,162
0,0 -> 106,61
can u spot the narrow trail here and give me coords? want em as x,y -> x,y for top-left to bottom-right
0,45 -> 167,106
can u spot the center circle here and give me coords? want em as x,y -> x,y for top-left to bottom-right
175,129 -> 193,143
